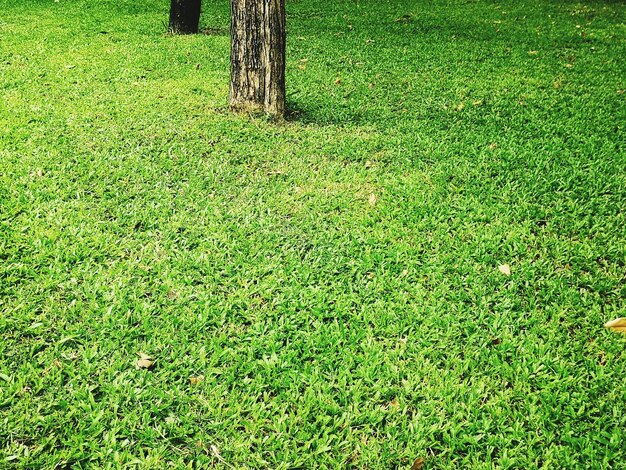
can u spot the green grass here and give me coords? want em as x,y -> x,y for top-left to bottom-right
1,0 -> 625,467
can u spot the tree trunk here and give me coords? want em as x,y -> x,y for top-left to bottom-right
229,0 -> 286,118
169,0 -> 201,34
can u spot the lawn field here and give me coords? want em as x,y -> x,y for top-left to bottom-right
1,0 -> 626,468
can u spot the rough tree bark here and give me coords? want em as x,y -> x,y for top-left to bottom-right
169,0 -> 201,34
229,0 -> 286,117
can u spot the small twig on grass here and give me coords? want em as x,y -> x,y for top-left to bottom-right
211,445 -> 236,469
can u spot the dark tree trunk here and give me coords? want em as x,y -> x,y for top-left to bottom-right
169,0 -> 201,34
230,0 -> 286,117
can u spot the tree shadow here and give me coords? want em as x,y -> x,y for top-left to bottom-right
200,25 -> 229,36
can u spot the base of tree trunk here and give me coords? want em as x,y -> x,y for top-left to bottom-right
229,0 -> 286,118
169,0 -> 201,34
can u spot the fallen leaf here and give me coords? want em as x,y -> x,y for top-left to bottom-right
136,358 -> 154,369
189,375 -> 204,385
618,89 -> 624,95
498,264 -> 511,276
411,457 -> 426,470
136,353 -> 155,369
401,269 -> 409,276
473,100 -> 484,106
365,160 -> 374,168
334,78 -> 342,85
455,102 -> 465,112
489,143 -> 498,150
604,318 -> 626,333
528,50 -> 538,55
368,193 -> 378,206
389,398 -> 399,409
36,168 -> 43,178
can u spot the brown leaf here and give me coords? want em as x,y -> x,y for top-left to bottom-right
368,193 -> 378,206
334,78 -> 342,85
136,353 -> 155,369
498,264 -> 511,276
189,375 -> 204,385
604,318 -> 626,333
411,457 -> 425,470
136,358 -> 154,369
489,143 -> 498,150
455,102 -> 465,112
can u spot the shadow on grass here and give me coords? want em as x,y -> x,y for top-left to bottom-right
200,25 -> 229,36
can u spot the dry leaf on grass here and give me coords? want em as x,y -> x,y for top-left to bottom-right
368,193 -> 378,206
189,376 -> 204,385
136,353 -> 155,369
498,264 -> 511,276
604,318 -> 626,333
411,457 -> 425,470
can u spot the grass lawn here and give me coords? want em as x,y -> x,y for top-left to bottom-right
1,0 -> 626,467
